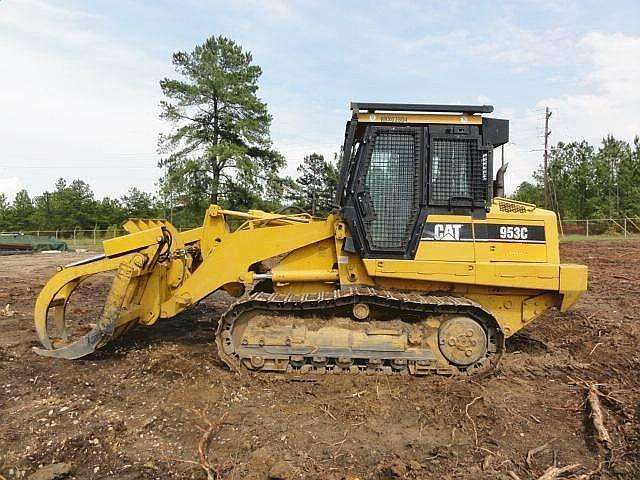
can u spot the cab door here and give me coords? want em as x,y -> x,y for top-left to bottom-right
353,125 -> 425,258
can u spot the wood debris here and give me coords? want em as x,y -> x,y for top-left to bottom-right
526,440 -> 552,470
536,463 -> 580,480
587,385 -> 611,448
465,395 -> 483,448
197,412 -> 228,480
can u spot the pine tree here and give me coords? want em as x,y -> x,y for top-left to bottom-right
0,193 -> 9,230
9,190 -> 35,230
121,187 -> 158,218
617,136 -> 640,217
288,153 -> 338,216
158,36 -> 284,221
595,135 -> 632,216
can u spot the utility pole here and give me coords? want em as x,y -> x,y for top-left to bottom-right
543,107 -> 552,209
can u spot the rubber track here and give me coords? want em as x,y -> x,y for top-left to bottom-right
215,287 -> 504,376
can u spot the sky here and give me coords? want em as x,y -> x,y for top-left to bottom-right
1,0 -> 639,201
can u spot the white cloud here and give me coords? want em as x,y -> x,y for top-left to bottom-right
549,32 -> 640,138
0,0 -> 168,198
503,31 -> 640,193
0,176 -> 24,200
268,96 -> 345,177
398,22 -> 574,70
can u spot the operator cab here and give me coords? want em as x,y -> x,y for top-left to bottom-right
337,102 -> 509,259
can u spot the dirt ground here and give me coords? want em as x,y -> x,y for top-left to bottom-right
1,240 -> 639,480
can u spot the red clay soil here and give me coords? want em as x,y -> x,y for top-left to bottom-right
0,240 -> 638,479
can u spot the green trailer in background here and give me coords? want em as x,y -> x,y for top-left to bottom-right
0,234 -> 68,255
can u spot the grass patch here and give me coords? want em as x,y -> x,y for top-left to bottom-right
561,233 -> 640,242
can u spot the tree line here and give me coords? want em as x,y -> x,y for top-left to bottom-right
0,180 -> 159,231
513,136 -> 640,220
0,152 -> 338,231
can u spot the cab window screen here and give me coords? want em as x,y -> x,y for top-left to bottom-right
363,130 -> 420,250
430,138 -> 488,207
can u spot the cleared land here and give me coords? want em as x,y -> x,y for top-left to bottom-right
1,241 -> 639,479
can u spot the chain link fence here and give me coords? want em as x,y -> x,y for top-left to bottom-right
2,218 -> 639,252
0,226 -> 199,251
560,217 -> 640,239
0,228 -> 123,251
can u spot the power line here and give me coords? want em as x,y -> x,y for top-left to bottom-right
7,165 -> 155,170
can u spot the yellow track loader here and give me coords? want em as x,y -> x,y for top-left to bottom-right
34,103 -> 587,376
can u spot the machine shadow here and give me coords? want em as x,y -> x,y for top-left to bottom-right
94,301 -> 223,360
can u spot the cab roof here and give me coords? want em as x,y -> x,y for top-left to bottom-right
350,102 -> 494,115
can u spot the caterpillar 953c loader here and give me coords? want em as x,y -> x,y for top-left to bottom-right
33,103 -> 587,376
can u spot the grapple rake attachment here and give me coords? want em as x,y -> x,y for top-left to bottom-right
32,220 -> 180,359
34,253 -> 152,358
